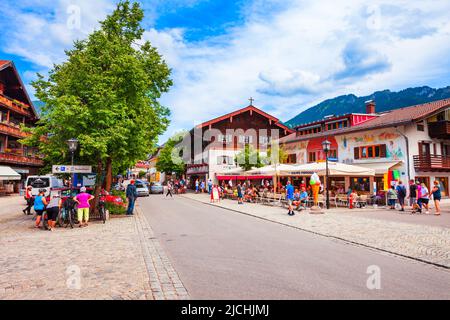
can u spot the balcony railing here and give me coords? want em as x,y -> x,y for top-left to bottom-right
0,122 -> 30,138
0,93 -> 31,116
428,121 -> 450,139
413,155 -> 450,172
0,153 -> 44,166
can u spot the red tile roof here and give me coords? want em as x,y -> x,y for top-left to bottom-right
197,105 -> 294,133
282,98 -> 450,144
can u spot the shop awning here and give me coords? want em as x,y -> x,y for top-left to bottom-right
355,161 -> 403,175
0,166 -> 21,181
217,175 -> 269,180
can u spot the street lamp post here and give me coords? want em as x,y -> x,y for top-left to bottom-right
67,138 -> 79,190
322,139 -> 331,210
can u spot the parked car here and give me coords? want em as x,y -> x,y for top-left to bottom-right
150,182 -> 164,194
25,175 -> 65,199
135,182 -> 150,197
112,183 -> 125,192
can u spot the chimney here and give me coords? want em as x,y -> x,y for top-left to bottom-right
365,100 -> 376,114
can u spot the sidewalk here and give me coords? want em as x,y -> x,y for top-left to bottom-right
0,196 -> 189,300
182,193 -> 450,269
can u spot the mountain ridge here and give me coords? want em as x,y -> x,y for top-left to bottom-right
285,86 -> 450,127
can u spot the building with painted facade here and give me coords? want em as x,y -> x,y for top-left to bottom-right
280,99 -> 450,196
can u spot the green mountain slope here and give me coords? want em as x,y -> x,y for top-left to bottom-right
285,86 -> 450,127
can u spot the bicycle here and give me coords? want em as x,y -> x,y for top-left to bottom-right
58,200 -> 77,229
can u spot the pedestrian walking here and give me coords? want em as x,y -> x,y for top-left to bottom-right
74,187 -> 94,227
166,181 -> 174,198
237,182 -> 243,204
46,193 -> 62,231
286,181 -> 295,216
387,185 -> 397,210
431,180 -> 442,216
23,185 -> 33,215
34,189 -> 48,229
396,181 -> 407,212
200,180 -> 205,193
208,178 -> 213,194
417,182 -> 430,214
126,180 -> 138,216
195,179 -> 199,193
408,179 -> 418,212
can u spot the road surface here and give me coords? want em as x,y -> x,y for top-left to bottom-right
139,195 -> 450,300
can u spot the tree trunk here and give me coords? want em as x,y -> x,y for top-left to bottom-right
105,157 -> 113,192
93,158 -> 103,215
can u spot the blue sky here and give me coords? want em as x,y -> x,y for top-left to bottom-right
1,0 -> 450,142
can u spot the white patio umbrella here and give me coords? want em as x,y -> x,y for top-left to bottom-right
279,162 -> 375,177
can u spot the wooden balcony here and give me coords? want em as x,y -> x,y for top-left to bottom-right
428,121 -> 450,139
0,93 -> 31,116
413,155 -> 450,172
0,153 -> 44,167
0,122 -> 30,138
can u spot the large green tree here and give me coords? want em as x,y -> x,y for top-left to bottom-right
156,133 -> 186,176
234,145 -> 265,171
22,0 -> 172,207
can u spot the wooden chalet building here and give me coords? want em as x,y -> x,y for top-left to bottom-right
0,60 -> 43,189
186,103 -> 294,185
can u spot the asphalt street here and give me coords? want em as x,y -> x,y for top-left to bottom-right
140,194 -> 450,300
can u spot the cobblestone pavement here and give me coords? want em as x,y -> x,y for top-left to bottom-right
182,193 -> 450,269
0,196 -> 188,300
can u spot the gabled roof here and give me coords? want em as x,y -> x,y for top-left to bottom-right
197,105 -> 294,133
0,60 -> 10,70
282,98 -> 450,144
0,60 -> 39,119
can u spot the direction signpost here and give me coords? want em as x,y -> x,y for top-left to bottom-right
52,165 -> 92,174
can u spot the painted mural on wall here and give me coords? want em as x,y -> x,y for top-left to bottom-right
283,141 -> 308,164
338,129 -> 405,164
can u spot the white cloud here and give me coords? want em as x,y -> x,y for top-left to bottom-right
153,0 -> 450,141
2,0 -> 450,143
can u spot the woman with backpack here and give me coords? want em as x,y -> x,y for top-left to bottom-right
387,185 -> 397,210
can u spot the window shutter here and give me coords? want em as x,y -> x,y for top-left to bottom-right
354,147 -> 360,160
380,144 -> 387,158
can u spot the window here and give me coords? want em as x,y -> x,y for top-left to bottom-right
417,123 -> 425,131
286,154 -> 297,164
218,134 -> 232,143
354,144 -> 387,159
217,156 -> 233,165
308,152 -> 316,163
260,136 -> 271,145
239,136 -> 253,144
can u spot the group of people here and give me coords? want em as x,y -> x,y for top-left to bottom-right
387,180 -> 442,215
24,186 -> 95,231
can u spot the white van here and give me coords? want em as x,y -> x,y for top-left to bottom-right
25,175 -> 65,198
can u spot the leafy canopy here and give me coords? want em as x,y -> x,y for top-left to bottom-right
156,132 -> 187,175
234,145 -> 265,171
22,0 -> 172,174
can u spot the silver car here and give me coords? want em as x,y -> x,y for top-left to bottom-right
135,182 -> 150,197
150,183 -> 164,194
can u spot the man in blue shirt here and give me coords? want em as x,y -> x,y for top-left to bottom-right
126,180 -> 138,215
286,181 -> 295,216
